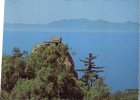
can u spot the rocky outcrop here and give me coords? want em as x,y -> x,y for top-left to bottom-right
32,37 -> 78,78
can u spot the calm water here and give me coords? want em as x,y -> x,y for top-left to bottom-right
3,31 -> 139,92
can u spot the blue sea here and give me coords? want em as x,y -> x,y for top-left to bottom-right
3,31 -> 139,92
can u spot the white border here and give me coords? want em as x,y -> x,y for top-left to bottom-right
0,0 -> 4,92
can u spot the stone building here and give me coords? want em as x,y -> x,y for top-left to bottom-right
44,37 -> 62,46
32,37 -> 62,52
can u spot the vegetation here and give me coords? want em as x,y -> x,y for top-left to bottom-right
77,53 -> 104,87
1,43 -> 139,100
110,89 -> 139,100
76,53 -> 110,100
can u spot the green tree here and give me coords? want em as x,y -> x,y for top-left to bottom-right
77,53 -> 110,100
77,53 -> 104,87
1,44 -> 83,100
1,48 -> 27,93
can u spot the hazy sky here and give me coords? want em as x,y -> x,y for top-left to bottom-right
4,0 -> 139,24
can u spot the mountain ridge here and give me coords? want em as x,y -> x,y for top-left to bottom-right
4,19 -> 139,32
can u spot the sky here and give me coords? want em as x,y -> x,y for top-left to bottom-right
4,0 -> 139,24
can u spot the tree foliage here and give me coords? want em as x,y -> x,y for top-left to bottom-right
77,53 -> 110,100
110,89 -> 138,100
1,44 -> 83,100
1,44 -> 138,100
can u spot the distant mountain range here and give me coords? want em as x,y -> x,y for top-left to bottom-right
4,19 -> 139,32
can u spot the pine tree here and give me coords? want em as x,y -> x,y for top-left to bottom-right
77,53 -> 104,88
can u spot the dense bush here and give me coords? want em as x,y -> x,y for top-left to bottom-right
1,45 -> 83,100
1,44 -> 138,100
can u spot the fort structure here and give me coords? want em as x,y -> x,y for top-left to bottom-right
32,37 -> 62,52
44,37 -> 62,46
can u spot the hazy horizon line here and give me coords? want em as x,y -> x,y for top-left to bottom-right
4,18 -> 139,25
